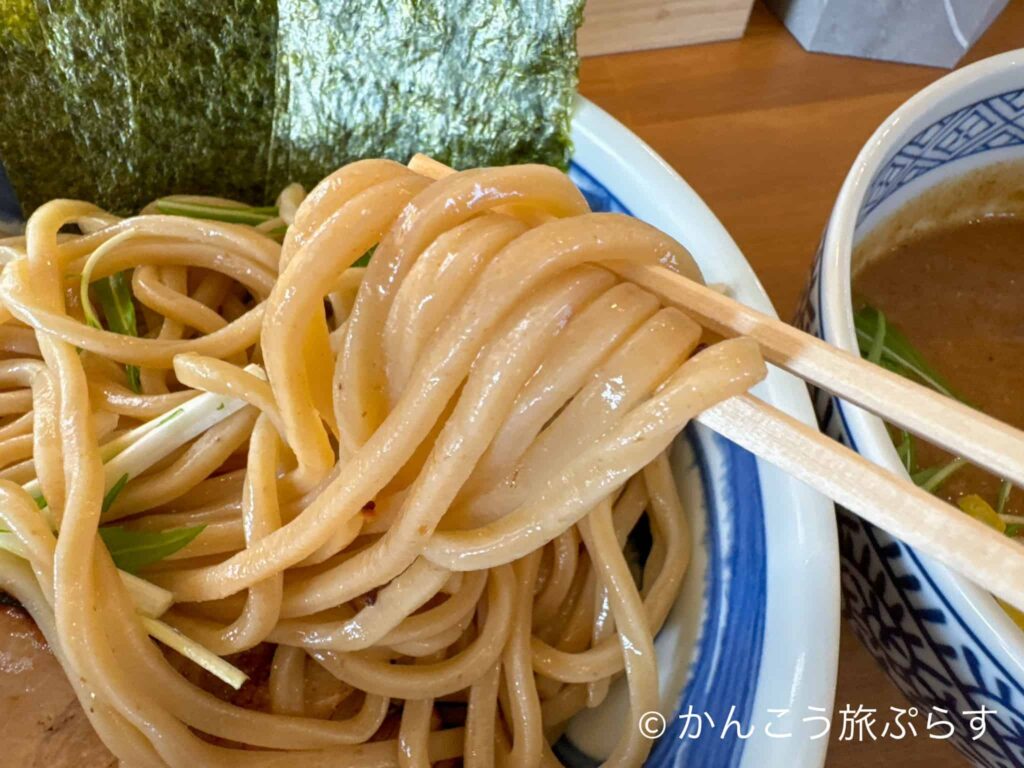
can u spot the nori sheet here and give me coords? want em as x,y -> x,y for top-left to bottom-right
0,0 -> 90,213
269,0 -> 585,190
118,0 -> 277,208
0,0 -> 584,214
37,0 -> 139,210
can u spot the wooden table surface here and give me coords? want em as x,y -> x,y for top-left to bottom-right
579,2 -> 1024,766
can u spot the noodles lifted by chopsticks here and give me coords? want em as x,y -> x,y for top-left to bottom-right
0,158 -> 766,767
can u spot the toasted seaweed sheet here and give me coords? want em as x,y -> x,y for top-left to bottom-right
0,1 -> 583,215
119,1 -> 278,209
39,0 -> 139,211
269,0 -> 585,190
0,0 -> 90,213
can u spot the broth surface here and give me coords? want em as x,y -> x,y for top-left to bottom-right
854,215 -> 1024,515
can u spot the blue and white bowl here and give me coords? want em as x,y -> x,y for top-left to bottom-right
798,49 -> 1024,768
564,100 -> 839,768
0,98 -> 840,767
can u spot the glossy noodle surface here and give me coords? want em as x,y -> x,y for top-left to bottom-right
0,160 -> 766,767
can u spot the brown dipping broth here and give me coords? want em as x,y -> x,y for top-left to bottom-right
852,161 -> 1024,517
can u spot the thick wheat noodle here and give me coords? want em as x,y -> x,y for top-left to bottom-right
0,324 -> 41,355
454,282 -> 661,506
382,214 -> 528,401
106,409 -> 258,520
138,266 -> 188,394
163,215 -> 697,607
278,266 -> 617,609
380,568 -> 487,646
0,271 -> 266,368
0,411 -> 33,442
0,160 -> 769,768
533,528 -> 581,625
133,266 -> 228,335
502,552 -> 545,768
268,558 -> 451,651
269,644 -> 307,715
450,306 -> 701,528
389,618 -> 471,657
92,559 -> 398,752
578,496 -> 658,766
160,414 -> 283,655
268,172 -> 433,487
68,242 -> 278,295
89,379 -> 197,419
530,456 -> 692,685
398,650 -> 446,768
334,166 -> 591,454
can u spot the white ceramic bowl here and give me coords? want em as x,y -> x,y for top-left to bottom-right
0,97 -> 840,767
799,49 -> 1024,767
563,98 -> 838,768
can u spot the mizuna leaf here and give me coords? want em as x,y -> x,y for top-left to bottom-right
98,525 -> 205,574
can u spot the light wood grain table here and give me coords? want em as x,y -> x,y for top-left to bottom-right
579,2 -> 1024,766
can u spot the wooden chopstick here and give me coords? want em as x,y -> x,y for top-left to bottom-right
612,261 -> 1024,489
406,153 -> 1024,611
701,395 -> 1024,612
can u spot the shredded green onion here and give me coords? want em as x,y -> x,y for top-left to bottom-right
141,616 -> 248,690
997,480 -> 1013,515
913,457 -> 967,493
855,305 -> 1016,512
155,198 -> 278,227
866,306 -> 887,364
895,430 -> 916,474
102,473 -> 130,514
156,407 -> 186,427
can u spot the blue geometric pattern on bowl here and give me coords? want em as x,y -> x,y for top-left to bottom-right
797,145 -> 1024,765
566,162 -> 767,768
860,88 -> 1024,223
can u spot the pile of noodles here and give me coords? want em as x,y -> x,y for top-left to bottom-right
0,159 -> 765,768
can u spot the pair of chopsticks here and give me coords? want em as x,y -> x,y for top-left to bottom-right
407,154 -> 1024,616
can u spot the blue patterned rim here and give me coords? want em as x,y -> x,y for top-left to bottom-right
563,162 -> 767,768
859,87 -> 1024,223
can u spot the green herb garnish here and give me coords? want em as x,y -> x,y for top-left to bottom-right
155,199 -> 278,226
896,430 -> 916,474
1006,524 -> 1024,538
353,245 -> 376,269
854,305 -> 961,400
914,458 -> 967,493
858,304 -> 1014,511
91,271 -> 141,392
102,473 -> 129,514
998,480 -> 1013,515
98,524 -> 205,574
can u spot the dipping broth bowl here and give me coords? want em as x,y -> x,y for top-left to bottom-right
799,49 -> 1024,767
